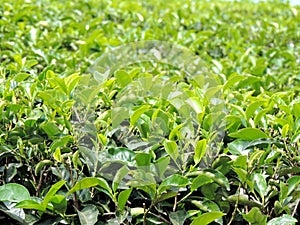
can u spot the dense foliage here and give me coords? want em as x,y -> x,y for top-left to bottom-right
0,0 -> 300,224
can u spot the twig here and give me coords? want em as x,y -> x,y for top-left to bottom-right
36,167 -> 46,197
292,198 -> 300,217
173,194 -> 177,212
228,184 -> 241,225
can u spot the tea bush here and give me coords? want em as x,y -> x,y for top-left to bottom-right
0,0 -> 300,224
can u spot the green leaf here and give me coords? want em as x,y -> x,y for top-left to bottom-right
191,174 -> 214,192
223,74 -> 245,91
252,173 -> 267,201
77,205 -> 99,225
279,182 -> 288,204
154,156 -> 170,178
51,195 -> 67,213
267,215 -> 297,225
112,166 -> 130,192
14,73 -> 30,82
16,200 -> 45,212
245,101 -> 265,120
130,105 -> 151,126
53,147 -> 61,162
43,180 -> 66,208
126,170 -> 156,199
65,73 -> 81,96
190,211 -> 225,225
163,139 -> 178,162
135,152 -> 152,167
287,176 -> 300,195
281,124 -> 289,138
229,128 -> 268,141
111,107 -> 130,128
242,207 -> 267,225
50,136 -> 71,152
117,188 -> 132,211
158,174 -> 190,193
115,70 -> 132,88
67,177 -> 112,198
194,139 -> 207,165
169,210 -> 187,225
40,122 -> 61,137
186,97 -> 204,114
35,160 -> 53,176
131,207 -> 144,217
156,191 -> 178,203
227,195 -> 262,208
0,183 -> 30,202
204,169 -> 230,191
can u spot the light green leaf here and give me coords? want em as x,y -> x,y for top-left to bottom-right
51,195 -> 67,213
242,207 -> 267,225
117,188 -> 132,211
130,105 -> 151,126
169,210 -> 187,225
267,215 -> 297,225
154,156 -> 170,178
163,140 -> 178,162
287,176 -> 300,195
191,174 -> 214,192
0,183 -> 30,202
53,147 -> 61,163
43,180 -> 66,208
77,205 -> 99,225
194,139 -> 207,165
16,200 -> 45,212
112,166 -> 130,193
158,174 -> 190,193
131,207 -> 144,217
115,70 -> 132,88
40,122 -> 61,137
67,177 -> 112,198
191,211 -> 225,225
252,173 -> 267,201
14,73 -> 30,82
229,128 -> 268,141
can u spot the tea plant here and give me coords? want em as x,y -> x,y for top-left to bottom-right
0,0 -> 299,224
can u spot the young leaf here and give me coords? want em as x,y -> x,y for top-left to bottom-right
117,188 -> 132,211
67,177 -> 112,198
112,166 -> 130,193
158,174 -> 190,193
77,205 -> 99,225
229,128 -> 269,141
16,200 -> 45,212
43,180 -> 66,208
194,139 -> 207,165
130,105 -> 151,126
163,139 -> 178,162
252,173 -> 267,201
51,195 -> 67,214
190,211 -> 225,225
191,174 -> 214,192
242,207 -> 267,224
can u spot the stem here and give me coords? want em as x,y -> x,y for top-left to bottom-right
292,199 -> 300,217
228,184 -> 241,225
177,191 -> 192,205
173,194 -> 177,212
66,161 -> 80,210
143,201 -> 155,225
148,212 -> 171,224
36,167 -> 46,197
